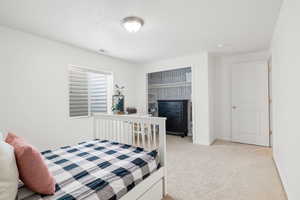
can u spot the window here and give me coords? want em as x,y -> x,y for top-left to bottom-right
69,66 -> 112,117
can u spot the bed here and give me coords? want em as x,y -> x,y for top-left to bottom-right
18,114 -> 167,200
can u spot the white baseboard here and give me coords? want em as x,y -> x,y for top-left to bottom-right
209,138 -> 217,145
272,154 -> 289,199
215,137 -> 231,142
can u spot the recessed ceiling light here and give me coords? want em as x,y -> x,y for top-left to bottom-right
121,16 -> 144,33
98,49 -> 109,55
217,44 -> 224,48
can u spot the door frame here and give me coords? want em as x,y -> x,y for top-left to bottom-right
144,66 -> 194,142
268,57 -> 273,147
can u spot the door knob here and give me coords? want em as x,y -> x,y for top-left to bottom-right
232,106 -> 237,109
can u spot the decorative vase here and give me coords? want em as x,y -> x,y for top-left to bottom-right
112,95 -> 125,114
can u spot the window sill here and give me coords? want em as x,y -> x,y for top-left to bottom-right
69,116 -> 92,120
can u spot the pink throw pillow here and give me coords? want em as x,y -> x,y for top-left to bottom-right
5,133 -> 55,195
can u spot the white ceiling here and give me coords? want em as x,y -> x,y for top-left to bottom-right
0,0 -> 282,63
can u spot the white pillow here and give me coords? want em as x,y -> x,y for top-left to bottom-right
0,141 -> 19,200
0,132 -> 3,141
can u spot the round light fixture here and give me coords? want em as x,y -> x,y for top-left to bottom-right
122,16 -> 144,33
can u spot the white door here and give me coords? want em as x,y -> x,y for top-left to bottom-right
231,61 -> 269,146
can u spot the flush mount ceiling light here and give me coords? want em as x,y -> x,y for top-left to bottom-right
121,16 -> 144,33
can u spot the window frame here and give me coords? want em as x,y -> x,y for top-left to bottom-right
68,65 -> 113,119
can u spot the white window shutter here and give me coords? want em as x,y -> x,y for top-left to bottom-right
89,73 -> 108,113
69,67 -> 89,117
69,67 -> 109,117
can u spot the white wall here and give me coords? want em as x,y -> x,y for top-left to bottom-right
137,53 -> 211,145
0,26 -> 138,150
271,0 -> 300,199
208,54 -> 217,144
213,56 -> 231,141
213,51 -> 270,141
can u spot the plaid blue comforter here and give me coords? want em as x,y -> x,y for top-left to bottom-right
17,140 -> 159,200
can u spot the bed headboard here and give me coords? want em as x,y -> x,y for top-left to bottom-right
93,114 -> 167,167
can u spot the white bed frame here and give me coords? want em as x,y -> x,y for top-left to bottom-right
93,114 -> 167,200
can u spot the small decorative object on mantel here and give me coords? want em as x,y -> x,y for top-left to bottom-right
126,107 -> 137,114
112,84 -> 125,114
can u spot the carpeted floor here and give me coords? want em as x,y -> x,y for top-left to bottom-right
163,135 -> 287,200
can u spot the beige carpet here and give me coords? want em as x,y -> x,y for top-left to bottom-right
163,135 -> 287,200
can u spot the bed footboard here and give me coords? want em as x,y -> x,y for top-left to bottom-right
93,114 -> 167,197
